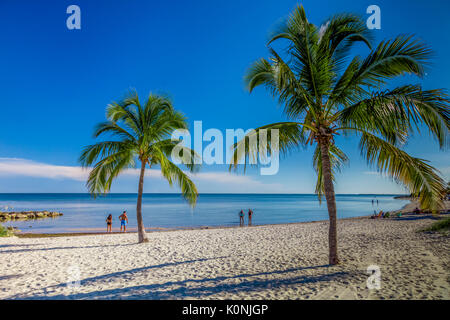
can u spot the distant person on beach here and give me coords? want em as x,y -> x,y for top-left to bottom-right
239,210 -> 244,226
106,214 -> 112,233
414,207 -> 421,215
248,209 -> 253,226
119,211 -> 128,232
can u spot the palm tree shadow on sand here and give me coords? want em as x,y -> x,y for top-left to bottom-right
0,242 -> 137,254
12,264 -> 359,300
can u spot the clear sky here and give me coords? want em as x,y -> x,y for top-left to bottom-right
0,0 -> 448,194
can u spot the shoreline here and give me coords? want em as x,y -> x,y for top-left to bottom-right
15,215 -> 371,238
14,199 -> 448,238
5,198 -> 448,238
1,193 -> 413,236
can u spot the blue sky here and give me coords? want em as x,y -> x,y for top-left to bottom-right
0,0 -> 448,194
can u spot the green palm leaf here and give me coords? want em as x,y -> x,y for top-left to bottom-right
359,132 -> 446,210
237,5 -> 449,264
79,91 -> 199,243
229,122 -> 307,172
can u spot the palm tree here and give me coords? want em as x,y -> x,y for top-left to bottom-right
230,5 -> 449,265
80,91 -> 199,243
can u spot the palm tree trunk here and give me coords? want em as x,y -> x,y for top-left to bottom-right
319,141 -> 339,265
137,159 -> 149,243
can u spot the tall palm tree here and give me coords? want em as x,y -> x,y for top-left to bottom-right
80,91 -> 199,243
230,5 -> 449,265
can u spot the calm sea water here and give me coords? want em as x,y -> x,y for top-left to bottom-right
0,193 -> 409,233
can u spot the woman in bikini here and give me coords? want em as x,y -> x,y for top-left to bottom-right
248,209 -> 253,226
106,214 -> 112,233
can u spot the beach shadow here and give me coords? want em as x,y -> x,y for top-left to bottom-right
392,215 -> 441,221
0,242 -> 137,254
0,244 -> 41,249
14,264 -> 337,300
75,263 -> 329,290
0,274 -> 23,281
47,256 -> 229,290
18,267 -> 350,300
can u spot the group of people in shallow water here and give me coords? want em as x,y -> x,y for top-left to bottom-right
239,209 -> 254,226
105,209 -> 255,232
105,211 -> 128,233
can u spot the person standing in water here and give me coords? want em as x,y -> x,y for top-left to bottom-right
239,210 -> 244,226
248,209 -> 253,226
106,214 -> 112,233
119,211 -> 128,232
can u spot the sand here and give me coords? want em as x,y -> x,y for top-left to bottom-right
0,214 -> 449,300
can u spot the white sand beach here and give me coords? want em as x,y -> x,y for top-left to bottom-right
1,214 -> 449,300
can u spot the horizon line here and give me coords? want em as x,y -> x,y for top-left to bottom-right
0,192 -> 409,196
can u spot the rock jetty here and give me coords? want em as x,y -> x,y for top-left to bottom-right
0,211 -> 63,221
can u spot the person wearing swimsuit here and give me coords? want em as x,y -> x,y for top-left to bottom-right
239,210 -> 244,226
119,211 -> 128,232
106,214 -> 112,233
248,209 -> 253,226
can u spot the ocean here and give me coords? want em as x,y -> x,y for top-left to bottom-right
0,193 -> 409,233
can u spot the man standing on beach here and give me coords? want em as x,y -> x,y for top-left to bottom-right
248,209 -> 253,226
119,211 -> 128,232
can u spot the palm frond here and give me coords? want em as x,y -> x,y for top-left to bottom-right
157,155 -> 199,206
106,101 -> 142,137
79,140 -> 135,168
143,94 -> 174,129
151,139 -> 201,173
85,148 -> 135,196
244,51 -> 314,120
330,35 -> 432,106
80,91 -> 199,201
245,58 -> 279,94
359,132 -> 446,210
269,5 -> 332,102
338,85 -> 450,147
93,121 -> 136,141
318,12 -> 372,69
229,122 -> 307,172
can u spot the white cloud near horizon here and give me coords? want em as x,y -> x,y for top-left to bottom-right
0,158 -> 90,181
363,171 -> 379,175
0,157 -> 285,192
